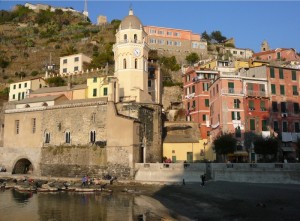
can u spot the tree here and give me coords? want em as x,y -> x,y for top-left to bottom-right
46,76 -> 66,87
244,131 -> 259,151
211,31 -> 226,43
185,52 -> 200,64
160,56 -> 180,71
213,133 -> 237,161
201,31 -> 211,42
254,136 -> 279,162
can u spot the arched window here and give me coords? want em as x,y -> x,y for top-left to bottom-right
123,59 -> 127,69
134,34 -> 137,43
135,59 -> 138,69
65,131 -> 71,143
124,34 -> 127,42
25,104 -> 30,108
45,132 -> 50,144
42,102 -> 48,107
90,131 -> 96,143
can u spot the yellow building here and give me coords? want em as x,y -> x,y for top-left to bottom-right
59,53 -> 92,75
87,76 -> 111,98
9,78 -> 47,101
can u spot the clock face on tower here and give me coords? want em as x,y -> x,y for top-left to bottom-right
134,48 -> 141,57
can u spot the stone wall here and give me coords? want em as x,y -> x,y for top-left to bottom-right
162,86 -> 183,110
40,145 -> 132,179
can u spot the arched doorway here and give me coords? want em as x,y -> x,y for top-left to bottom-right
12,158 -> 33,174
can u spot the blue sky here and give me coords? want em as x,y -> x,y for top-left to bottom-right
1,1 -> 300,53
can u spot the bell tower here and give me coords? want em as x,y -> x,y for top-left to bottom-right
113,9 -> 151,103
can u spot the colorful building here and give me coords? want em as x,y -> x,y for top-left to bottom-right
252,48 -> 300,62
59,53 -> 92,76
9,78 -> 47,101
144,25 -> 207,58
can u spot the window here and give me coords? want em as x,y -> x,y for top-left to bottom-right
63,68 -> 67,73
192,42 -> 198,48
279,68 -> 284,79
167,31 -> 172,36
22,92 -> 25,99
24,83 -> 27,88
65,131 -> 71,143
250,119 -> 255,131
272,102 -> 278,112
167,40 -> 172,45
281,102 -> 287,113
249,100 -> 255,110
234,99 -> 240,108
13,84 -> 16,89
124,34 -> 127,41
148,80 -> 151,87
149,29 -> 156,34
235,126 -> 241,138
203,83 -> 209,91
158,30 -> 164,35
93,88 -> 97,97
90,131 -> 96,143
135,59 -> 138,69
15,120 -> 20,134
123,59 -> 127,69
192,100 -> 196,109
74,57 -> 79,62
12,94 -> 15,99
240,51 -> 244,55
270,67 -> 275,78
103,88 -> 108,96
186,75 -> 190,82
280,85 -> 285,95
292,70 -> 296,81
274,121 -> 279,132
192,85 -> 195,93
45,132 -> 50,144
174,41 -> 181,46
202,114 -> 207,121
295,122 -> 300,133
277,52 -> 281,60
216,84 -> 219,93
233,51 -> 237,54
262,120 -> 268,131
149,39 -> 156,44
282,122 -> 288,132
293,86 -> 298,95
19,84 -> 21,89
228,82 -> 234,93
271,84 -> 276,94
32,118 -> 36,134
294,103 -> 299,114
174,32 -> 180,37
93,77 -> 97,83
231,111 -> 241,120
134,34 -> 137,43
260,101 -> 266,111
158,39 -> 164,45
74,66 -> 78,72
205,99 -> 209,107
63,59 -> 67,64
18,93 -> 21,101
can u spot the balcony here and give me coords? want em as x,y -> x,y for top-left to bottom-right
246,90 -> 267,97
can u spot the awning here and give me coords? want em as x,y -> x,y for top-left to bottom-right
281,147 -> 295,152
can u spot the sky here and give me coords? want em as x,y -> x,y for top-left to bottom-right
1,1 -> 300,53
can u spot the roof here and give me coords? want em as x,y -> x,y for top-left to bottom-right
30,84 -> 86,94
14,95 -> 65,104
120,9 -> 142,30
253,48 -> 294,57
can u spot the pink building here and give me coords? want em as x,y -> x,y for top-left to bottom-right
253,48 -> 300,62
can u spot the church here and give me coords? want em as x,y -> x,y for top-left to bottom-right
0,9 -> 163,179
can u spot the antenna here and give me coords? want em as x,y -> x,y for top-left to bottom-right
83,0 -> 89,21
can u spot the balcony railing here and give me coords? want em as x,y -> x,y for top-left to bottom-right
246,90 -> 267,97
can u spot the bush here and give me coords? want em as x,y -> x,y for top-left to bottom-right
31,71 -> 39,76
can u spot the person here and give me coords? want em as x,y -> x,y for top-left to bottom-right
201,174 -> 206,186
81,175 -> 87,187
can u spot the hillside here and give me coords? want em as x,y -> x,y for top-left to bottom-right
0,5 -> 118,86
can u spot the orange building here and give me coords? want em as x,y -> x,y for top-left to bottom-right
253,48 -> 300,62
144,25 -> 207,57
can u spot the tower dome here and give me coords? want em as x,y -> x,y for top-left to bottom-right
119,9 -> 143,30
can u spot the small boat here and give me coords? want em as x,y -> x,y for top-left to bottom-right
37,187 -> 58,192
75,188 -> 95,192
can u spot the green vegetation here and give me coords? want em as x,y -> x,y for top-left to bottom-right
160,56 -> 180,72
46,76 -> 66,87
201,30 -> 228,44
185,52 -> 200,64
254,136 -> 279,162
213,133 -> 237,161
